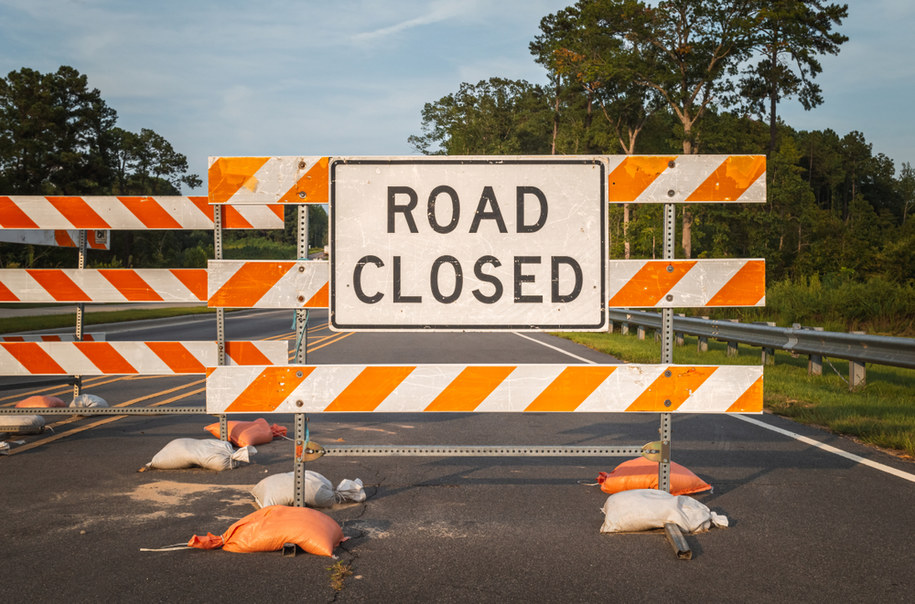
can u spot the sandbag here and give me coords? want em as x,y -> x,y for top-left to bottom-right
145,438 -> 255,471
70,393 -> 108,408
597,457 -> 712,496
600,489 -> 729,534
251,472 -> 366,508
0,414 -> 45,434
15,395 -> 65,408
188,505 -> 345,556
203,418 -> 287,447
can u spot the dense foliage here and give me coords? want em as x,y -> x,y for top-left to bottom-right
0,66 -> 329,268
409,0 -> 913,333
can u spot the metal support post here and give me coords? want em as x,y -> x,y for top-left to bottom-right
214,205 -> 228,441
72,230 -> 87,400
658,202 -> 676,493
295,205 -> 310,364
294,413 -> 308,507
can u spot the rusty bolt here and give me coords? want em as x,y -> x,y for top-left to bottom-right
298,191 -> 307,199
668,160 -> 676,169
295,400 -> 304,408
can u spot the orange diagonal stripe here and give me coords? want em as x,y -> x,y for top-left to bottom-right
686,156 -> 766,202
278,157 -> 329,204
706,261 -> 766,306
27,269 -> 90,302
46,197 -> 111,228
727,376 -> 764,412
0,279 -> 20,302
118,197 -> 182,229
304,282 -> 329,308
224,366 -> 313,412
425,366 -> 515,411
607,156 -> 676,202
53,231 -> 74,247
325,366 -> 415,412
75,342 -> 138,374
225,341 -> 276,366
223,206 -> 254,229
525,366 -> 616,411
626,366 -> 717,411
0,197 -> 39,228
2,343 -> 67,374
208,157 -> 271,204
210,262 -> 294,307
609,261 -> 696,307
170,269 -> 208,302
145,342 -> 206,374
98,269 -> 163,302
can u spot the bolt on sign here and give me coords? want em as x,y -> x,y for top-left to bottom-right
329,157 -> 608,331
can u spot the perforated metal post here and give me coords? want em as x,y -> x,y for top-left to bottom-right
72,230 -> 87,399
214,205 -> 228,440
658,201 -> 677,493
295,205 -> 310,364
294,413 -> 307,507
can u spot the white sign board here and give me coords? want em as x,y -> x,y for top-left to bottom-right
330,157 -> 607,331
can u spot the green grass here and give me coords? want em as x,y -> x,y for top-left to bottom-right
0,306 -> 217,334
558,330 -> 915,458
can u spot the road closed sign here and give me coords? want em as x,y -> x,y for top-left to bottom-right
330,157 -> 607,331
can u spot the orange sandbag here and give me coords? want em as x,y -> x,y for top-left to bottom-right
188,505 -> 345,556
597,457 -> 711,496
15,395 -> 65,408
204,418 -> 285,447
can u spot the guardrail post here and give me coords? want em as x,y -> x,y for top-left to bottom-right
621,321 -> 629,335
759,322 -> 776,365
849,331 -> 866,390
726,319 -> 739,357
637,325 -> 646,340
675,314 -> 685,346
808,326 -> 824,375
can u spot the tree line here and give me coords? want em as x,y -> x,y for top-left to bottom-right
410,0 -> 913,290
0,65 -> 328,268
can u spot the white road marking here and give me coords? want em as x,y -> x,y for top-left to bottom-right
732,414 -> 915,483
516,331 -> 915,483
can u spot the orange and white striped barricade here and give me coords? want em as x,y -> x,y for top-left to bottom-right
0,269 -> 207,303
0,340 -> 288,376
205,364 -> 763,414
206,155 -> 766,206
607,259 -> 766,308
606,155 -> 766,203
0,229 -> 110,249
207,260 -> 328,308
208,156 -> 329,204
0,196 -> 284,229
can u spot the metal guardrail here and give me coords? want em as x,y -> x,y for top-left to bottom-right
608,309 -> 915,369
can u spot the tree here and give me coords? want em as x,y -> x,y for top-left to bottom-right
740,0 -> 848,154
408,78 -> 553,155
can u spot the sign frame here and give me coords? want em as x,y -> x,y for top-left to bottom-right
329,156 -> 608,332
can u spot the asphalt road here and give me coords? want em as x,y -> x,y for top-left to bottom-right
1,310 -> 913,602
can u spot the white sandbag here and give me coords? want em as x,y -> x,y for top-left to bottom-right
335,478 -> 366,503
252,471 -> 350,508
600,488 -> 729,534
0,414 -> 45,435
145,438 -> 255,471
70,393 -> 108,408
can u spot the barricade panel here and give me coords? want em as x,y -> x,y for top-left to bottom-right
205,364 -> 763,414
0,340 -> 288,375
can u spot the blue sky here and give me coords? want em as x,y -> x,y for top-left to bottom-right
0,0 -> 911,192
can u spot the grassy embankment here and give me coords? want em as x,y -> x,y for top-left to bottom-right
559,330 -> 914,459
